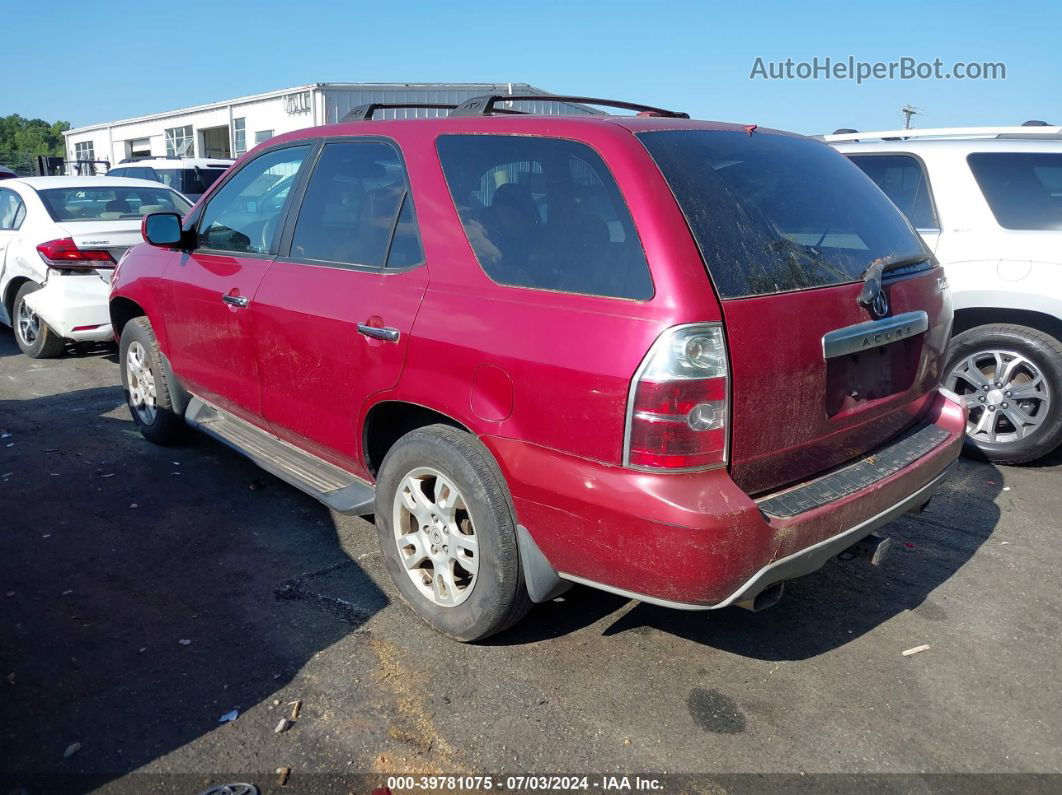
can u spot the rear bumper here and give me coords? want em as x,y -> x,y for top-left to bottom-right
487,387 -> 965,608
21,274 -> 112,342
562,460 -> 955,610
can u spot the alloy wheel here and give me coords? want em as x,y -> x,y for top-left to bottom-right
392,467 -> 479,607
946,349 -> 1051,445
16,298 -> 40,346
126,341 -> 158,425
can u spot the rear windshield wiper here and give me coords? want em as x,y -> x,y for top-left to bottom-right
764,236 -> 854,285
857,253 -> 931,308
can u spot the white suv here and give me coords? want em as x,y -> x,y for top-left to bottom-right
827,125 -> 1062,464
106,157 -> 233,201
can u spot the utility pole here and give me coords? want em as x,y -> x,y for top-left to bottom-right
902,105 -> 920,129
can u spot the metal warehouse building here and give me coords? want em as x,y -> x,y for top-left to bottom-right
62,82 -> 595,172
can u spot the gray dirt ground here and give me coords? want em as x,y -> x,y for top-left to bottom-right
1,331 -> 1060,794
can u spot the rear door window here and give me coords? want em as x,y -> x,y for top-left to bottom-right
638,130 -> 928,299
386,192 -> 423,268
154,169 -> 180,190
154,168 -> 225,195
289,140 -> 422,268
187,168 -> 226,194
436,135 -> 653,300
848,154 -> 938,230
967,153 -> 1062,230
126,167 -> 158,181
0,188 -> 26,230
109,167 -> 156,180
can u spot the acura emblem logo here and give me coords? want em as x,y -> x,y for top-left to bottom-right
870,291 -> 889,318
857,260 -> 890,318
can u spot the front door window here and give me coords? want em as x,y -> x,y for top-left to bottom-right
197,145 -> 312,254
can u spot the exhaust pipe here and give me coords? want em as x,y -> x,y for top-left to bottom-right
910,496 -> 933,514
839,533 -> 893,567
737,581 -> 785,612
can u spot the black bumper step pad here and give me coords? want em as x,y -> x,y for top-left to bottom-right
757,424 -> 951,519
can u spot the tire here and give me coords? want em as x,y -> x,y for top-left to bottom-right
944,323 -> 1062,464
13,282 -> 66,359
119,317 -> 185,445
374,424 -> 532,641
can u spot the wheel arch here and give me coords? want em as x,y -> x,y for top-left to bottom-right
109,296 -> 147,339
112,303 -> 189,417
952,307 -> 1062,343
362,400 -> 478,478
3,275 -> 35,322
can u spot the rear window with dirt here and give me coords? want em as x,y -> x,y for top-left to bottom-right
638,130 -> 928,298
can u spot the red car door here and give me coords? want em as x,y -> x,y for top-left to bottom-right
163,143 -> 314,423
252,139 -> 427,475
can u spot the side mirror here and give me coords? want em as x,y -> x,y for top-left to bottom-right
142,212 -> 184,247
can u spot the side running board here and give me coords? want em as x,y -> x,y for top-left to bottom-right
185,397 -> 375,516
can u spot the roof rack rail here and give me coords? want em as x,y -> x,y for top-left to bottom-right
450,94 -> 689,119
342,102 -> 458,121
823,125 -> 1062,143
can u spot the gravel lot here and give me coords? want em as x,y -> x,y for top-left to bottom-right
1,331 -> 1060,793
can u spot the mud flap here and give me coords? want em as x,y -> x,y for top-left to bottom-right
516,524 -> 572,603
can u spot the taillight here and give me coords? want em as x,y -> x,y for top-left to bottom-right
624,323 -> 729,471
36,238 -> 115,270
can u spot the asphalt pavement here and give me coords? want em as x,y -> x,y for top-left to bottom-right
1,331 -> 1060,794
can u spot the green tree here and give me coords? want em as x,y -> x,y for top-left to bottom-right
0,115 -> 71,155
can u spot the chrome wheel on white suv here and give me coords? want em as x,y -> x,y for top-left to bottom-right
944,324 -> 1062,464
946,350 -> 1051,445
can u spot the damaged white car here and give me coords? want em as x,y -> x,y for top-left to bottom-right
0,176 -> 191,358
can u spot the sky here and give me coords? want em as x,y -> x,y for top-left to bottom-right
6,0 -> 1060,135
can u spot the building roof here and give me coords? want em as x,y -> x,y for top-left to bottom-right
63,83 -> 549,135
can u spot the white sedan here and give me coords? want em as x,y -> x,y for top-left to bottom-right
0,176 -> 191,358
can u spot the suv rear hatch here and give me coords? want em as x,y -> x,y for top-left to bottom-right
639,129 -> 951,495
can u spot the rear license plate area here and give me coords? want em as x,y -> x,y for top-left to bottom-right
825,337 -> 921,416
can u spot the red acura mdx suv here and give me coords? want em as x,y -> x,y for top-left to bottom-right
109,95 -> 965,640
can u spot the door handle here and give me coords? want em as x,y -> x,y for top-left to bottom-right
222,294 -> 250,308
357,323 -> 399,342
